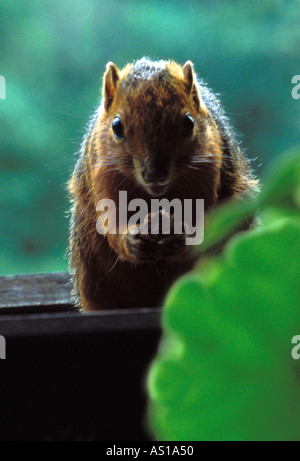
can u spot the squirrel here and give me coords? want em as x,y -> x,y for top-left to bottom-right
68,58 -> 259,311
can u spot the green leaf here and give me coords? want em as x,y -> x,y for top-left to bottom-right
147,152 -> 300,441
258,149 -> 300,210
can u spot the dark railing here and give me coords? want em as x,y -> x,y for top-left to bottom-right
0,273 -> 161,441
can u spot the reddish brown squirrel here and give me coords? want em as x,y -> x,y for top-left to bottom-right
68,58 -> 258,311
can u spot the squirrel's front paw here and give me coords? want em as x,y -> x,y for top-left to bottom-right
124,212 -> 188,263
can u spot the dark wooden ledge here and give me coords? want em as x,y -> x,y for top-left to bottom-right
0,272 -> 74,314
0,272 -> 162,441
0,307 -> 161,338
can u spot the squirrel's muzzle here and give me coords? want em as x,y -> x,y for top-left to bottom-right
142,159 -> 170,186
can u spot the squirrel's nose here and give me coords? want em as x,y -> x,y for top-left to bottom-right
142,163 -> 169,185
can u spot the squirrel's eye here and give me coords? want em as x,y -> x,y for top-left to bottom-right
183,113 -> 194,137
112,116 -> 125,140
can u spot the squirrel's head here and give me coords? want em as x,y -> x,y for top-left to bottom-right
95,58 -> 219,197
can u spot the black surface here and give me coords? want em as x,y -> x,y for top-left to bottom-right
0,326 -> 161,441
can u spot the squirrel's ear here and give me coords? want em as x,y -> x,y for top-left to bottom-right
183,61 -> 206,115
103,62 -> 120,111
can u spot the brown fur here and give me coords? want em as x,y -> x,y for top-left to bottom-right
68,58 -> 259,311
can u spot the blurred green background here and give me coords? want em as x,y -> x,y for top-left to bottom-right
0,0 -> 299,275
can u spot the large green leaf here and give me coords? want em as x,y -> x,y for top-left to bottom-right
148,152 -> 300,441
